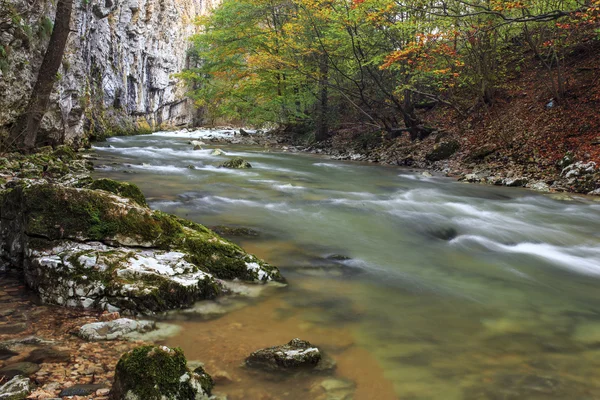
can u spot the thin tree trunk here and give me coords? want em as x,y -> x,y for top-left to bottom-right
315,54 -> 329,142
9,0 -> 73,152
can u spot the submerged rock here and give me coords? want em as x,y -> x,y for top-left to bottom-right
110,345 -> 212,400
219,157 -> 252,169
245,338 -> 334,373
0,375 -> 32,400
78,319 -> 156,341
211,149 -> 226,156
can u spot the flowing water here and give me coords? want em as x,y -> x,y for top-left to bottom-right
93,130 -> 600,400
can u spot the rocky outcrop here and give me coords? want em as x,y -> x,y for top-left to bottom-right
0,151 -> 283,314
110,345 -> 213,400
0,0 -> 219,145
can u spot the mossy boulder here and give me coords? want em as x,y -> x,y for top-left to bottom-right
88,178 -> 148,207
219,157 -> 252,169
110,345 -> 212,400
426,140 -> 460,161
0,182 -> 282,313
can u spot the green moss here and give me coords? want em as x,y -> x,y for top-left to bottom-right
193,365 -> 214,395
52,145 -> 77,161
219,157 -> 252,169
112,346 -> 201,400
107,272 -> 220,313
88,178 -> 148,206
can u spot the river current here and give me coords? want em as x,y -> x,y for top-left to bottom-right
93,130 -> 600,399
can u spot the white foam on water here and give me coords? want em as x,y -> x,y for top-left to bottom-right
450,235 -> 600,276
313,162 -> 344,168
128,164 -> 188,173
151,128 -> 253,139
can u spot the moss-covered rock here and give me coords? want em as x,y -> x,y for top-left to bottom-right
88,178 -> 148,207
425,140 -> 460,161
110,345 -> 212,400
1,182 -> 282,313
219,157 -> 252,169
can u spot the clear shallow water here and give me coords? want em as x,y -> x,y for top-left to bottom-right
94,132 -> 600,399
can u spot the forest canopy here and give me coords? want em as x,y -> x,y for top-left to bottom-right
181,0 -> 600,140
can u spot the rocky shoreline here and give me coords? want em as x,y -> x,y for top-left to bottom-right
0,146 -> 289,399
201,127 -> 600,197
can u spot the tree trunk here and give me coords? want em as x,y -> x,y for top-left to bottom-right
315,54 -> 329,142
9,0 -> 73,152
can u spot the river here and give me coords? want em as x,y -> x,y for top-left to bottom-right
93,129 -> 600,400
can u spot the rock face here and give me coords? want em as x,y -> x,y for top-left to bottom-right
0,0 -> 219,145
0,176 -> 283,314
245,338 -> 334,373
110,345 -> 213,400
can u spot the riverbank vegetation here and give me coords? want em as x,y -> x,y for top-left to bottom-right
181,0 -> 600,183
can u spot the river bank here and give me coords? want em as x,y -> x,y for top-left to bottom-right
0,146 -> 285,399
182,126 -> 600,198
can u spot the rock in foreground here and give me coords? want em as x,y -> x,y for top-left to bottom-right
0,180 -> 283,314
245,338 -> 335,373
110,345 -> 212,400
0,375 -> 31,400
78,319 -> 156,341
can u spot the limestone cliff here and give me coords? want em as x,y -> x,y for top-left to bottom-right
0,0 -> 216,145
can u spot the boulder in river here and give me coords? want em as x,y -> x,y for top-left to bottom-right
245,338 -> 335,373
219,157 -> 252,169
211,149 -> 226,156
0,181 -> 283,314
559,161 -> 599,193
110,345 -> 213,400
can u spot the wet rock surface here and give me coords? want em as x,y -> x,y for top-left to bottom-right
245,338 -> 335,373
0,151 -> 283,315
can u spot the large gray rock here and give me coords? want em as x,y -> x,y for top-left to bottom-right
0,182 -> 283,314
78,319 -> 156,341
0,375 -> 32,400
110,345 -> 213,400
